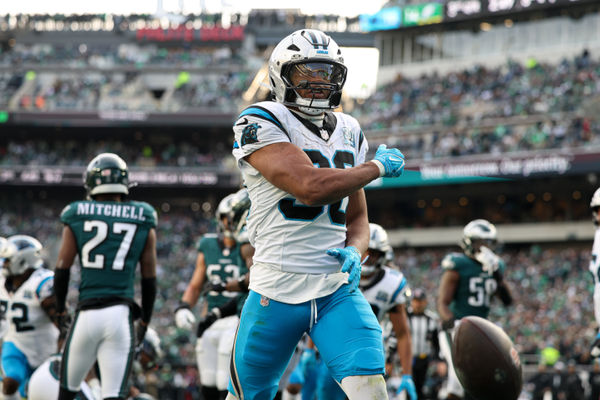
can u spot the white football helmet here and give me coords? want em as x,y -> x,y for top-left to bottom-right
362,223 -> 392,276
460,219 -> 497,257
2,235 -> 44,276
268,29 -> 347,115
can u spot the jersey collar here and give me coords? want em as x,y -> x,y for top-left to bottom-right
290,110 -> 337,142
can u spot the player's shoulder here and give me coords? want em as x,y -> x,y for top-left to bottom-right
60,200 -> 85,224
127,200 -> 158,226
382,265 -> 405,283
198,233 -> 219,249
236,101 -> 289,128
441,252 -> 471,270
30,267 -> 54,280
332,111 -> 361,129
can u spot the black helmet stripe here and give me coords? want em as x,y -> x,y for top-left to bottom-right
303,30 -> 327,49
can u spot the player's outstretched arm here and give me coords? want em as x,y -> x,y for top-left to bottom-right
245,142 -> 404,207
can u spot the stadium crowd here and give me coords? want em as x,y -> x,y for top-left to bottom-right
0,138 -> 233,169
0,43 -> 248,69
354,52 -> 600,132
0,203 -> 596,396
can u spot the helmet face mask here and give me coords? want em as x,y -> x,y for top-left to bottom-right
269,29 -> 347,115
2,235 -> 43,277
84,153 -> 130,199
461,219 -> 498,257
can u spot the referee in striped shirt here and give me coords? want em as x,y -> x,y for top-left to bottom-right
407,288 -> 440,399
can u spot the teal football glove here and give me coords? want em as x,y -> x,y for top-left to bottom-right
397,374 -> 417,400
326,246 -> 362,292
371,144 -> 405,178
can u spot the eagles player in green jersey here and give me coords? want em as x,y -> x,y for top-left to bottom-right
54,153 -> 157,400
437,219 -> 512,400
175,190 -> 250,400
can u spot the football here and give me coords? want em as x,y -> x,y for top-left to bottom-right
452,316 -> 522,400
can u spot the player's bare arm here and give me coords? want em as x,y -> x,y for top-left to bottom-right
389,303 -> 413,376
245,141 -> 380,206
344,189 -> 370,255
438,270 -> 459,326
181,251 -> 208,306
54,226 -> 78,315
55,226 -> 78,272
139,228 -> 157,279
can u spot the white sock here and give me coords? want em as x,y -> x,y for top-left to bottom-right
341,375 -> 388,400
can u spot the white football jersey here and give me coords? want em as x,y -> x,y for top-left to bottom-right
0,268 -> 59,368
360,266 -> 409,321
591,229 -> 600,326
232,101 -> 369,303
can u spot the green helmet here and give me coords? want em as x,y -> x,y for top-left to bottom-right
84,153 -> 130,197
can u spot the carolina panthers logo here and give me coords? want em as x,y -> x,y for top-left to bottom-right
241,123 -> 261,146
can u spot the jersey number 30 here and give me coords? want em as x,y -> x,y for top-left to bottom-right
279,150 -> 355,225
81,220 -> 137,270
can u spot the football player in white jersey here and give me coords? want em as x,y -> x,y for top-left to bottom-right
359,224 -> 417,400
589,188 -> 600,357
228,29 -> 406,400
0,235 -> 59,400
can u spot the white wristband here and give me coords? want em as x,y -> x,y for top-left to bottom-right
370,160 -> 385,177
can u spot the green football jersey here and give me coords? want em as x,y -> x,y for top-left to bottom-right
198,234 -> 247,310
441,252 -> 506,319
60,200 -> 157,302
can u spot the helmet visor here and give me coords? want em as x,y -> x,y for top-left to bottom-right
289,62 -> 346,86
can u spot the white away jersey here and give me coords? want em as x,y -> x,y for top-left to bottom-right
0,268 -> 59,368
360,266 -> 409,321
232,101 -> 368,302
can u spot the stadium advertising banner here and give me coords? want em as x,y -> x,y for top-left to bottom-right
359,7 -> 404,31
135,25 -> 244,42
367,149 -> 600,188
0,166 -> 239,188
445,0 -> 596,21
403,3 -> 444,26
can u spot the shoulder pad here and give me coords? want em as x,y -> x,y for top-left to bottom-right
442,252 -> 470,269
60,202 -> 78,224
137,201 -> 158,227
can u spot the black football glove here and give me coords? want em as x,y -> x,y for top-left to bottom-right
196,309 -> 220,338
208,282 -> 227,293
56,312 -> 72,340
136,321 -> 148,348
